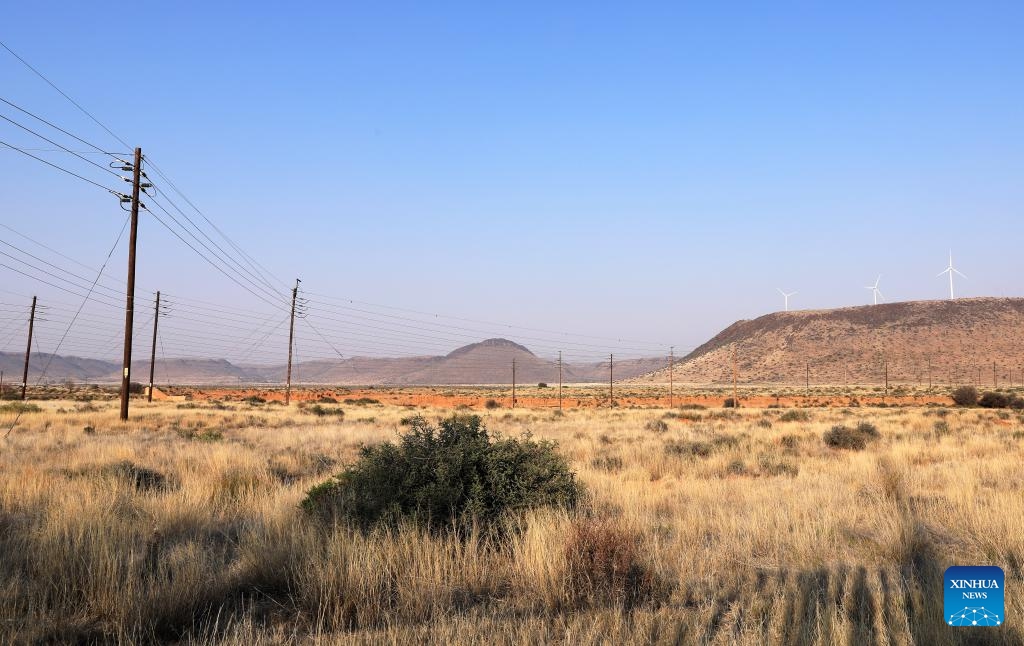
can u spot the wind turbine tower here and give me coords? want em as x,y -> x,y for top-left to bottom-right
777,288 -> 797,312
937,251 -> 966,300
864,275 -> 883,305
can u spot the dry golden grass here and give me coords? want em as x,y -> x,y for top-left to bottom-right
1,396 -> 1022,644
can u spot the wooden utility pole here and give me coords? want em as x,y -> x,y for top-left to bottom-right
285,278 -> 300,405
557,351 -> 562,411
608,354 -> 614,406
927,356 -> 932,390
884,357 -> 889,400
147,291 -> 161,403
731,346 -> 738,405
805,362 -> 809,393
993,361 -> 997,387
119,147 -> 142,421
21,296 -> 37,401
511,358 -> 516,409
668,346 -> 674,408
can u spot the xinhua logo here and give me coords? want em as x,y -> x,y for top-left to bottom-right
944,566 -> 1004,627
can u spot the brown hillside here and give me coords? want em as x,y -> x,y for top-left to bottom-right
637,297 -> 1024,386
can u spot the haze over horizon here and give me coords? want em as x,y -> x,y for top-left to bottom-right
2,3 -> 1022,365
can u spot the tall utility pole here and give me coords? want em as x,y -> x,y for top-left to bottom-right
147,291 -> 161,403
993,361 -> 997,387
511,358 -> 516,409
21,295 -> 37,400
731,346 -> 738,405
608,354 -> 614,406
668,346 -> 674,408
805,362 -> 810,393
119,147 -> 143,421
285,278 -> 300,405
927,356 -> 932,390
557,351 -> 563,412
884,357 -> 889,400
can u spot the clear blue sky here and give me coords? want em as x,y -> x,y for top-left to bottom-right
1,3 -> 1022,362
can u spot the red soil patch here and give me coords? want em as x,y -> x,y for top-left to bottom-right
167,387 -> 953,410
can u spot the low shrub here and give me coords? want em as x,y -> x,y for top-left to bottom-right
979,391 -> 1009,408
723,398 -> 739,408
590,454 -> 624,472
855,421 -> 879,438
0,401 -> 42,414
779,410 -> 810,423
343,397 -> 380,406
645,419 -> 669,434
564,518 -> 660,610
484,399 -> 501,410
823,424 -> 880,450
305,404 -> 345,418
951,386 -> 978,407
105,461 -> 169,492
301,414 -> 582,532
758,454 -> 799,477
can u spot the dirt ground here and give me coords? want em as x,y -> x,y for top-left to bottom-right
161,385 -> 955,409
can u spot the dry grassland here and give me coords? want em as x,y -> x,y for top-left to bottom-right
1,396 -> 1022,644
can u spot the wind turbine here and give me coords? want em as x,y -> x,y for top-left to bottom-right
864,275 -> 883,305
776,288 -> 797,312
937,250 -> 966,300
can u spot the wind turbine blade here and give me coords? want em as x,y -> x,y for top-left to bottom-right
777,288 -> 785,296
936,268 -> 949,277
953,269 -> 967,278
876,291 -> 884,301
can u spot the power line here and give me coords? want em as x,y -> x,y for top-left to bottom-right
0,95 -> 122,157
0,40 -> 131,151
0,111 -> 124,179
5,215 -> 129,437
141,195 -> 288,310
0,138 -> 126,198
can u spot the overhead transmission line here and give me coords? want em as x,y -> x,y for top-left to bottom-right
0,138 -> 128,201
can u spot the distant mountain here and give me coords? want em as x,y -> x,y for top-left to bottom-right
1,338 -> 662,386
634,297 -> 1024,385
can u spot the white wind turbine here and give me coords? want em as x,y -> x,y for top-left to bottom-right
937,250 -> 966,300
864,275 -> 883,305
776,288 -> 797,312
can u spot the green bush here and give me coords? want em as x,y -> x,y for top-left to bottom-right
343,397 -> 380,406
978,391 -> 1009,408
951,386 -> 978,407
484,399 -> 501,410
301,414 -> 581,532
779,410 -> 810,423
304,404 -> 345,418
644,419 -> 669,433
854,421 -> 879,438
0,401 -> 42,414
823,424 -> 880,450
